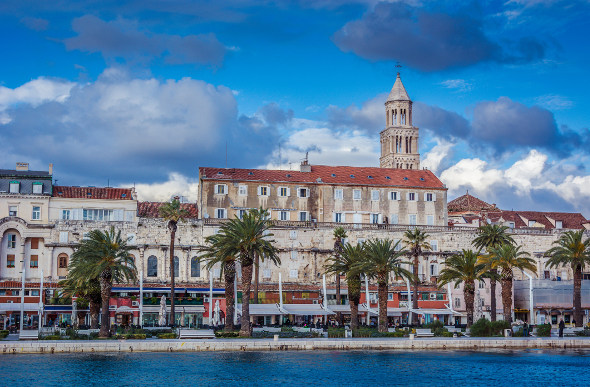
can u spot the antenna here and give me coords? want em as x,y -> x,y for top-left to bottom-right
107,179 -> 110,187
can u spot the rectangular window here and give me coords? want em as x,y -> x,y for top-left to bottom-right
389,191 -> 400,201
31,290 -> 39,296
32,206 -> 41,220
371,190 -> 380,201
258,186 -> 269,196
215,184 -> 227,194
334,189 -> 343,200
430,240 -> 438,252
279,211 -> 289,221
33,183 -> 43,194
238,185 -> 248,196
30,255 -> 38,268
424,193 -> 435,202
7,234 -> 17,249
407,192 -> 416,201
299,211 -> 308,221
263,269 -> 271,278
290,250 -> 297,259
290,230 -> 297,240
371,214 -> 380,224
390,214 -> 399,224
30,238 -> 39,249
59,232 -> 68,243
555,221 -> 563,229
479,281 -> 485,289
8,206 -> 17,216
83,209 -> 114,221
334,213 -> 343,223
388,293 -> 393,301
238,209 -> 247,219
508,222 -> 515,228
279,187 -> 289,197
528,220 -> 535,227
454,298 -> 461,308
289,269 -> 298,278
544,270 -> 550,279
353,189 -> 361,200
298,188 -> 308,198
409,214 -> 417,225
426,215 -> 434,226
7,255 -> 15,268
430,264 -> 438,276
61,209 -> 71,220
9,181 -> 19,193
422,293 -> 429,300
216,208 -> 227,219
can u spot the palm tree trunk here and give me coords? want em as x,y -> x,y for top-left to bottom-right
573,264 -> 583,327
378,278 -> 388,333
239,258 -> 254,337
336,273 -> 342,325
89,299 -> 100,329
99,269 -> 112,338
501,275 -> 513,324
412,254 -> 419,325
490,270 -> 497,321
349,275 -> 361,330
224,260 -> 236,332
169,228 -> 176,327
464,281 -> 475,327
253,252 -> 259,304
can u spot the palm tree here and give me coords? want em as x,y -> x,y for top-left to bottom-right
159,197 -> 190,326
325,242 -> 364,329
69,227 -> 137,337
403,228 -> 431,324
198,233 -> 237,331
472,224 -> 515,321
483,244 -> 537,324
359,239 -> 411,333
438,249 -> 487,327
59,276 -> 101,329
545,230 -> 590,327
333,227 -> 348,325
214,208 -> 280,337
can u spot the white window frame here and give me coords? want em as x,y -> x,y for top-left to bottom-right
334,212 -> 343,223
215,208 -> 227,219
263,269 -> 271,279
7,234 -> 17,249
334,189 -> 343,200
60,209 -> 71,220
297,187 -> 309,198
278,187 -> 290,197
371,190 -> 380,201
290,250 -> 297,260
426,215 -> 434,226
555,220 -> 563,229
9,182 -> 19,194
408,214 -> 417,225
279,210 -> 290,221
424,192 -> 436,202
390,214 -> 399,224
238,185 -> 248,196
298,211 -> 309,222
32,206 -> 41,220
238,209 -> 247,219
353,189 -> 361,200
258,186 -> 269,196
430,240 -> 438,252
289,269 -> 298,278
389,191 -> 400,201
371,214 -> 380,224
214,184 -> 227,195
32,183 -> 43,194
59,231 -> 69,243
407,192 -> 416,201
8,206 -> 17,217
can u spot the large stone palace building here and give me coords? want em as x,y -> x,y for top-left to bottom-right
1,74 -> 589,328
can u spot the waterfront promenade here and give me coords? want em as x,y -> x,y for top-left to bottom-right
3,337 -> 590,354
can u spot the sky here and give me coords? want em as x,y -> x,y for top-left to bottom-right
1,0 -> 589,216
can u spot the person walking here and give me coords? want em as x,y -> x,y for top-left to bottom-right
559,319 -> 565,337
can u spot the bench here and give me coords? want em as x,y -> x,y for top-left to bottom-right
253,327 -> 281,333
444,326 -> 461,333
19,330 -> 39,340
415,328 -> 434,337
178,329 -> 215,339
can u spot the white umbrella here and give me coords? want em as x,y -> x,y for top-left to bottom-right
213,300 -> 221,326
71,300 -> 78,328
158,295 -> 167,327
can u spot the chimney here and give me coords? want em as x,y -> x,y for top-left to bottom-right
16,162 -> 29,171
48,163 -> 54,175
300,152 -> 311,172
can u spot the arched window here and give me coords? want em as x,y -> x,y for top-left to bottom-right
191,257 -> 200,278
147,256 -> 158,277
173,256 -> 179,278
58,254 -> 68,268
127,254 -> 135,268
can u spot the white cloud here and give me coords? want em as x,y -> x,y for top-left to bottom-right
534,94 -> 574,110
129,172 -> 199,202
421,140 -> 454,174
439,79 -> 472,92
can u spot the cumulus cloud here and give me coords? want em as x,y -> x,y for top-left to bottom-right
326,93 -> 385,133
129,173 -> 199,202
0,69 -> 284,185
64,15 -> 227,66
332,2 -> 545,71
420,140 -> 454,175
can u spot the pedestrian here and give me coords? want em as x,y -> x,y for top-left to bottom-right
559,319 -> 565,337
523,322 -> 528,337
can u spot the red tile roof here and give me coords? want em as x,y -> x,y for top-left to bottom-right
448,191 -> 498,213
199,165 -> 446,190
493,210 -> 588,230
137,201 -> 199,219
53,186 -> 134,200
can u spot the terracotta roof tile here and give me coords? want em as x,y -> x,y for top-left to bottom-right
199,165 -> 446,190
448,191 -> 498,212
53,186 -> 134,200
137,201 -> 199,219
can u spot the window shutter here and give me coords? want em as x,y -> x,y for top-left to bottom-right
433,193 -> 437,201
378,214 -> 383,224
424,193 -> 428,201
406,192 -> 411,200
72,209 -> 80,220
341,213 -> 346,223
257,186 -> 261,195
286,187 -> 291,196
332,213 -> 336,222
396,192 -> 401,201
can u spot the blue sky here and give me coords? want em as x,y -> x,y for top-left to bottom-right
1,0 -> 589,215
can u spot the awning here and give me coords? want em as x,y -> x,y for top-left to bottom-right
283,304 -> 335,316
236,303 -> 285,316
116,306 -> 135,313
327,304 -> 373,314
0,303 -> 40,312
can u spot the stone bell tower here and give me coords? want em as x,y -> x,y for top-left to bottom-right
379,73 -> 420,169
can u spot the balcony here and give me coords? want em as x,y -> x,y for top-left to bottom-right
143,297 -> 204,306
